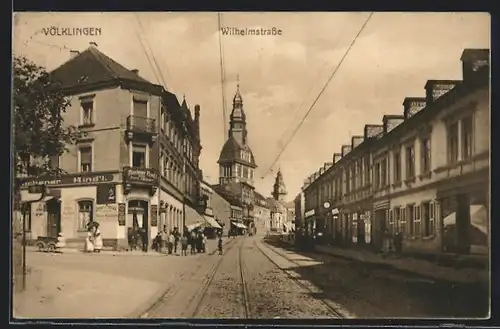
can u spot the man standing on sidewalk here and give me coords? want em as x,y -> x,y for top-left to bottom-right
173,228 -> 180,255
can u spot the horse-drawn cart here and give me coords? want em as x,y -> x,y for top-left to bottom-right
35,236 -> 58,252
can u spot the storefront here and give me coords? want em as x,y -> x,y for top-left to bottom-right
372,200 -> 390,251
304,209 -> 315,237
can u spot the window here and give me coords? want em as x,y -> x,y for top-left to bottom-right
388,209 -> 394,234
400,207 -> 406,235
161,109 -> 166,131
414,205 -> 421,237
407,204 -> 415,237
381,157 -> 387,187
364,156 -> 370,186
81,100 -> 94,125
447,122 -> 459,164
79,146 -> 92,172
462,115 -> 473,160
345,167 -> 351,193
422,202 -> 435,237
78,200 -> 93,230
133,99 -> 148,118
405,144 -> 415,179
393,151 -> 401,183
22,203 -> 32,231
394,207 -> 401,233
132,144 -> 147,168
374,162 -> 380,189
235,164 -> 241,177
421,138 -> 431,174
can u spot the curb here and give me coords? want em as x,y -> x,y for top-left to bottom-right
266,240 -> 488,286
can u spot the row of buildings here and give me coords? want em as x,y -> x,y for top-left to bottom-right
295,48 -> 489,256
16,42 -> 294,250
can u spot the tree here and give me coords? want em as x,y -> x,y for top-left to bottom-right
12,56 -> 84,291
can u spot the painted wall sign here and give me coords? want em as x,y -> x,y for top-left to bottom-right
21,173 -> 115,188
150,205 -> 158,227
118,203 -> 126,226
95,204 -> 118,221
96,184 -> 117,204
124,167 -> 159,185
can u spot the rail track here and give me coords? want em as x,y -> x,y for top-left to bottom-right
189,236 -> 250,318
254,239 -> 354,319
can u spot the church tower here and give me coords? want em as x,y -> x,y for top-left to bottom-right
272,169 -> 288,202
217,77 -> 257,187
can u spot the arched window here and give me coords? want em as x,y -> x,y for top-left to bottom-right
78,200 -> 93,230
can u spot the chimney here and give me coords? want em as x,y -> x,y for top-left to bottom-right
424,80 -> 461,104
131,69 -> 139,75
403,97 -> 426,119
351,136 -> 364,149
461,48 -> 490,82
333,153 -> 342,164
324,162 -> 333,171
383,115 -> 405,134
319,167 -> 324,175
341,145 -> 352,157
364,124 -> 383,139
70,50 -> 80,58
89,41 -> 98,48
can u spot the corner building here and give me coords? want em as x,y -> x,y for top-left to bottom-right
20,44 -> 204,250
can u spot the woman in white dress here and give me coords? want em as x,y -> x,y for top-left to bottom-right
93,224 -> 103,253
84,227 -> 94,253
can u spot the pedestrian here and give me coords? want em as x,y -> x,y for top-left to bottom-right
190,231 -> 197,255
218,235 -> 223,255
160,226 -> 168,253
180,234 -> 188,256
167,231 -> 175,255
202,234 -> 207,253
173,228 -> 179,254
93,223 -> 103,253
84,225 -> 94,253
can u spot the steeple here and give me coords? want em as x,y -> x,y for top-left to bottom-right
272,169 -> 287,202
228,76 -> 247,145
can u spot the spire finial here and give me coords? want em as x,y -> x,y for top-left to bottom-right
236,74 -> 240,90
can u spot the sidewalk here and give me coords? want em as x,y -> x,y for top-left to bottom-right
13,265 -> 163,319
273,236 -> 488,285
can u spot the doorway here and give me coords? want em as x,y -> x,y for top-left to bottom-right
127,200 -> 149,251
46,199 -> 61,238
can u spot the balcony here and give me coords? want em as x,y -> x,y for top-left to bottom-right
123,166 -> 159,196
125,115 -> 157,144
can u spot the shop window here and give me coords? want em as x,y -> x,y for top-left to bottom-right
422,201 -> 435,237
394,207 -> 401,233
407,204 -> 415,237
414,205 -> 421,238
78,200 -> 93,230
79,146 -> 92,172
400,207 -> 407,235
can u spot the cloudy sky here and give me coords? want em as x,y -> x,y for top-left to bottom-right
13,12 -> 490,199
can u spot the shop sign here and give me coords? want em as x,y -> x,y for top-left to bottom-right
95,204 -> 118,221
331,208 -> 339,215
96,184 -> 116,204
118,203 -> 126,226
151,205 -> 158,227
21,173 -> 114,188
124,167 -> 159,185
305,209 -> 315,218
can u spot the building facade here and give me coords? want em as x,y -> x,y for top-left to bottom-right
302,48 -> 490,256
217,81 -> 257,232
19,44 -> 205,250
253,191 -> 271,235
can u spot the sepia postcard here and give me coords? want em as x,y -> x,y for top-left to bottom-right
11,11 -> 491,321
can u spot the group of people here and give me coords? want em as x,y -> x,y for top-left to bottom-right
153,226 -> 209,256
84,222 -> 103,253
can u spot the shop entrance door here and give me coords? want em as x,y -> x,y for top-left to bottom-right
46,199 -> 61,238
127,200 -> 149,251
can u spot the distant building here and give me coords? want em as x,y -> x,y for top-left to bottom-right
18,43 -> 204,251
217,81 -> 257,232
253,191 -> 271,235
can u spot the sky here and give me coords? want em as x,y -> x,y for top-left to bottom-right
12,12 -> 490,200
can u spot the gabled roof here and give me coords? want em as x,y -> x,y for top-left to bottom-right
49,46 -> 155,90
211,184 -> 243,207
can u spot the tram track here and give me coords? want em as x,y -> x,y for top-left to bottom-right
254,239 -> 354,318
189,236 -> 250,318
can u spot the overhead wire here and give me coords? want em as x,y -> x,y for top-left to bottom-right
217,12 -> 228,140
268,19 -> 350,172
133,14 -> 164,88
262,12 -> 374,178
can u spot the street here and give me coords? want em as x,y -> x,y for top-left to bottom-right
14,235 -> 489,319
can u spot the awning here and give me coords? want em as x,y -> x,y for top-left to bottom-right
203,216 -> 222,229
233,222 -> 247,229
184,205 -> 205,231
443,205 -> 488,235
42,196 -> 60,203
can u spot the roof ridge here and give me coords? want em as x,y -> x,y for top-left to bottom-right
88,47 -> 120,80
